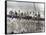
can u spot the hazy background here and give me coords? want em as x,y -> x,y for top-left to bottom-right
7,1 -> 44,18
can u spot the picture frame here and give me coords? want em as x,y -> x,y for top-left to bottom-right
5,0 -> 45,34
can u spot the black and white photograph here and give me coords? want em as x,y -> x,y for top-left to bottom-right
6,0 -> 45,34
